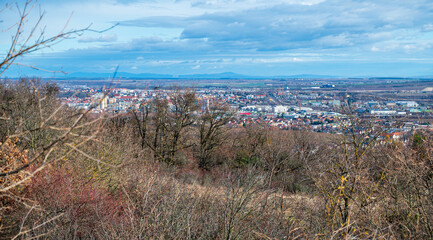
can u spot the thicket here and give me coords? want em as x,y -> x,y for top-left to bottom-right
0,79 -> 433,239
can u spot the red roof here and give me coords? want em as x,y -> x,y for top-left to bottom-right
120,96 -> 135,99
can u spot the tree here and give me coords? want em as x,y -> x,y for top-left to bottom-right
0,0 -> 115,76
0,0 -> 118,184
196,100 -> 233,170
132,89 -> 199,165
0,2 -> 116,237
308,116 -> 386,238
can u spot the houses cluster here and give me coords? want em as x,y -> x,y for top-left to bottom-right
59,87 -> 433,137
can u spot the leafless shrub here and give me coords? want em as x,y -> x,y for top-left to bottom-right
0,78 -> 119,238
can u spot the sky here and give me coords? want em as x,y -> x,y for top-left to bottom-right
2,0 -> 433,78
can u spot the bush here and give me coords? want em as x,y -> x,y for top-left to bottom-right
20,166 -> 125,239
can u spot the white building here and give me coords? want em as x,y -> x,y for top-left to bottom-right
397,101 -> 419,108
274,105 -> 288,113
371,110 -> 396,115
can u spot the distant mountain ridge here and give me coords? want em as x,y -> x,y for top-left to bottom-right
63,72 -> 338,79
7,71 -> 433,80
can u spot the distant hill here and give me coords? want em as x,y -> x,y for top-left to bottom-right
272,74 -> 338,79
178,72 -> 253,79
62,72 -> 338,79
7,71 -> 433,80
66,72 -> 173,79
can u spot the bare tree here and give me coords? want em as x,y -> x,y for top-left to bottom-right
307,115 -> 387,238
132,89 -> 199,165
196,100 -> 234,170
0,1 -> 118,237
0,0 -> 118,188
132,103 -> 150,150
0,0 -> 115,75
0,79 -> 120,238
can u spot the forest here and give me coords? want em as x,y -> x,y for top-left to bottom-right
1,78 -> 433,239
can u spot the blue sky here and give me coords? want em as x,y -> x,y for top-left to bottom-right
2,0 -> 433,77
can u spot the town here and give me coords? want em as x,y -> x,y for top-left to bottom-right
58,78 -> 433,140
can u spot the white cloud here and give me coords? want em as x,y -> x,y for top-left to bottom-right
422,24 -> 433,32
4,0 -> 433,77
78,34 -> 118,43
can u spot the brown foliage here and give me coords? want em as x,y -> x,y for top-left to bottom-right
21,167 -> 125,239
0,138 -> 29,189
2,79 -> 433,239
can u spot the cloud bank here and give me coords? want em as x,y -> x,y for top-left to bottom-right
2,0 -> 433,77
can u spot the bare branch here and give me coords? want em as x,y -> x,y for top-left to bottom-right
0,0 -> 117,76
12,62 -> 67,74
